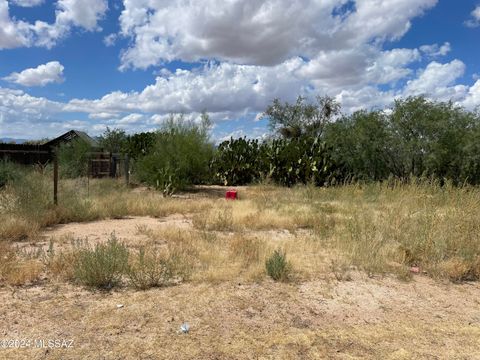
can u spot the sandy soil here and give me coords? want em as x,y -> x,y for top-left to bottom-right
1,275 -> 480,359
14,215 -> 192,253
2,217 -> 480,359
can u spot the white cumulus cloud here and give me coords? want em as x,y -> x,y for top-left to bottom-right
10,0 -> 44,7
403,60 -> 467,101
0,1 -> 33,48
63,57 -> 480,123
103,33 -> 117,47
0,0 -> 108,50
66,58 -> 309,117
3,0 -> 480,139
420,42 -> 451,57
55,0 -> 108,31
465,6 -> 480,27
0,87 -> 64,138
3,61 -> 65,87
461,80 -> 480,109
118,0 -> 437,70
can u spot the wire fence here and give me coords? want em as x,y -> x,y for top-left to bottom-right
1,148 -> 129,205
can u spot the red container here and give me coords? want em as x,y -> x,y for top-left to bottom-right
225,190 -> 237,200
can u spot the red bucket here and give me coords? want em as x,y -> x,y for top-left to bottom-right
225,190 -> 237,200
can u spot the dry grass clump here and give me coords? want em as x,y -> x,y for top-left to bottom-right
148,228 -> 199,282
93,192 -> 211,219
146,227 -> 270,283
0,216 -> 39,241
235,182 -> 480,282
192,196 -> 336,234
46,251 -> 79,281
230,233 -> 264,266
192,204 -> 235,231
331,182 -> 480,281
3,260 -> 43,286
0,242 -> 43,286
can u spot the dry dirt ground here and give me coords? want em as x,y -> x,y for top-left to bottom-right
1,216 -> 480,359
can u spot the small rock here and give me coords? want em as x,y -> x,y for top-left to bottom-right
116,304 -> 124,309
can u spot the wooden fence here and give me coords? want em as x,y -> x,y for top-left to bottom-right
1,146 -> 129,205
1,145 -> 127,180
0,143 -> 51,165
88,153 -> 126,178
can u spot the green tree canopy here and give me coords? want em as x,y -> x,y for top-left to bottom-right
98,127 -> 128,153
264,95 -> 340,139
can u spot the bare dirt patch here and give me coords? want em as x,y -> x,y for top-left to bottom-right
14,215 -> 192,253
43,215 -> 191,241
1,275 -> 480,359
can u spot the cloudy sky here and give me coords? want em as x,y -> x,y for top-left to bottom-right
0,0 -> 479,141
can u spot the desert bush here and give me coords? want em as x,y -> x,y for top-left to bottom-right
11,170 -> 52,221
265,249 -> 291,281
127,247 -> 175,290
265,95 -> 340,139
136,113 -> 214,194
74,234 -> 129,289
0,159 -> 24,188
56,139 -> 91,178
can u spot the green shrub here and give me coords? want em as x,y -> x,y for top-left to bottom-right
98,127 -> 128,153
9,169 -> 96,226
127,247 -> 174,290
125,132 -> 156,160
57,139 -> 92,178
0,159 -> 24,188
265,249 -> 290,281
136,113 -> 214,194
12,170 -> 52,219
211,137 -> 262,185
74,234 -> 129,289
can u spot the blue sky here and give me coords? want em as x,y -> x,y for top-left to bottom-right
0,0 -> 479,141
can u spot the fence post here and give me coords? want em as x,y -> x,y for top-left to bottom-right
53,155 -> 58,205
125,154 -> 130,186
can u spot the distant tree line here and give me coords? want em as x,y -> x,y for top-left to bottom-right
212,96 -> 480,186
87,95 -> 480,192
